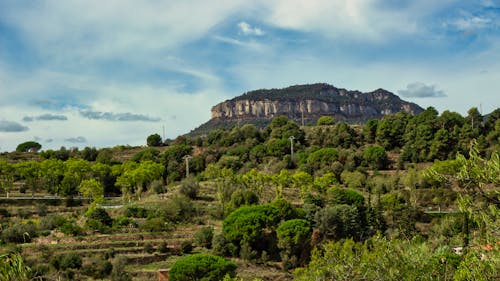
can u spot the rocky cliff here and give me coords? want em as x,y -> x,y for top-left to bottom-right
189,83 -> 423,135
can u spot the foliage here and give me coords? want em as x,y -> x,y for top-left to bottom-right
294,237 -> 462,281
179,176 -> 200,199
51,253 -> 82,271
0,253 -> 33,281
169,254 -> 237,281
363,145 -> 388,170
317,116 -> 335,125
195,226 -> 214,248
1,222 -> 37,243
86,207 -> 113,227
222,204 -> 280,256
276,219 -> 312,269
146,133 -> 162,147
16,141 -> 42,152
79,178 -> 104,203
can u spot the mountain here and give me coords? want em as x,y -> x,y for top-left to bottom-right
189,83 -> 424,135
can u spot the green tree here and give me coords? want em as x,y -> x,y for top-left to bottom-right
169,254 -> 237,281
16,141 -> 42,152
147,133 -> 162,147
317,116 -> 335,125
0,160 -> 14,198
79,178 -> 104,203
276,219 -> 312,269
376,112 -> 410,150
363,145 -> 388,170
362,119 -> 379,144
223,204 -> 280,256
15,160 -> 42,197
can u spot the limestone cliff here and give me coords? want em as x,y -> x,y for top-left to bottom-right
189,83 -> 423,135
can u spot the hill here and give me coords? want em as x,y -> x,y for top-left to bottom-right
189,83 -> 423,136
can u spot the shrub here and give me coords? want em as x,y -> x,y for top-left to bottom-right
113,216 -> 137,230
277,219 -> 312,269
317,116 -> 335,125
180,241 -> 193,254
51,253 -> 82,271
1,222 -> 37,243
212,234 -> 229,256
82,256 -> 113,279
223,204 -> 280,257
140,218 -> 168,232
154,195 -> 196,223
158,241 -> 169,253
179,177 -> 200,199
195,226 -> 214,249
58,220 -> 82,236
144,243 -> 155,254
169,254 -> 237,281
86,207 -> 113,227
124,205 -> 149,218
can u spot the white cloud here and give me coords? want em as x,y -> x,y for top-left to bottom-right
238,22 -> 264,36
0,120 -> 29,132
398,82 -> 447,98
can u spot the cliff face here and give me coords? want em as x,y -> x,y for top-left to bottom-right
189,83 -> 424,136
211,84 -> 423,121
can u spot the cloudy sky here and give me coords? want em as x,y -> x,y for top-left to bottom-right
1,1 -> 499,152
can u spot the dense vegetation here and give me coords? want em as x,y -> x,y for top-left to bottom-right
0,106 -> 498,280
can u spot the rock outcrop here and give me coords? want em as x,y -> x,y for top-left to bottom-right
189,83 -> 423,135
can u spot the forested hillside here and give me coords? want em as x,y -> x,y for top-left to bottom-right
1,106 -> 499,280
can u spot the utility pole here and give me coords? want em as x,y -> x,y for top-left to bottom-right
183,155 -> 193,178
289,136 -> 295,159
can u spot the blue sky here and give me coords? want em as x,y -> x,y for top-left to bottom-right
1,0 -> 499,152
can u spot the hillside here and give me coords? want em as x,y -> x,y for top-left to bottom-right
189,83 -> 423,135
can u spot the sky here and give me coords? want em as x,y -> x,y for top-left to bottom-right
1,0 -> 499,152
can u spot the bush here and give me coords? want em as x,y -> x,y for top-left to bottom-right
82,256 -> 113,279
51,253 -> 82,271
223,204 -> 280,257
154,195 -> 196,223
317,116 -> 335,125
124,205 -> 149,218
144,243 -> 155,254
140,218 -> 168,232
195,226 -> 214,249
1,222 -> 38,243
180,241 -> 193,254
212,234 -> 229,256
59,220 -> 83,236
86,207 -> 113,227
158,240 -> 169,253
169,254 -> 237,281
276,219 -> 312,269
179,177 -> 200,199
113,216 -> 137,230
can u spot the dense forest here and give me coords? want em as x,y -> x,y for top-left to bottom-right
0,106 -> 499,280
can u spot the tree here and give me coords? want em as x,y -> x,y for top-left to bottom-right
0,160 -> 14,198
16,141 -> 41,152
376,112 -> 410,150
315,204 -> 361,241
169,254 -> 237,281
363,119 -> 379,143
317,116 -> 335,126
15,160 -> 42,197
147,133 -> 162,147
79,178 -> 104,203
426,140 -> 499,246
276,219 -> 312,269
363,145 -> 388,170
306,148 -> 339,172
223,204 -> 280,257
